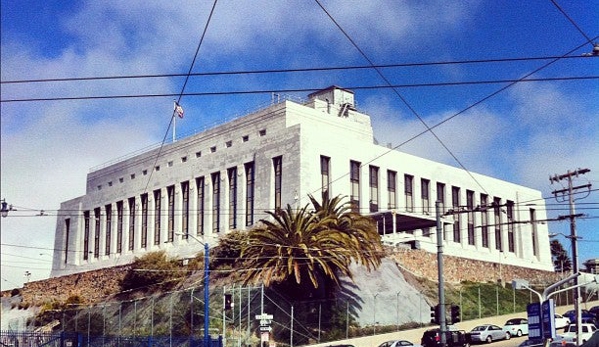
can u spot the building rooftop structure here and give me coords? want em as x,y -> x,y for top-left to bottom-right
50,86 -> 554,278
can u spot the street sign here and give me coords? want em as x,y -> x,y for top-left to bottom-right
542,299 -> 556,339
527,302 -> 543,341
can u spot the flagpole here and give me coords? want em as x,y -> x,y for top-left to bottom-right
173,113 -> 176,143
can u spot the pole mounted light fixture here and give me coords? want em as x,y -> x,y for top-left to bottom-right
1,199 -> 14,218
174,232 -> 211,347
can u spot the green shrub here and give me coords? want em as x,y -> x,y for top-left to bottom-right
120,251 -> 183,292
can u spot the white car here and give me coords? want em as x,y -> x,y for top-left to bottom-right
554,314 -> 570,329
555,323 -> 598,344
503,318 -> 528,337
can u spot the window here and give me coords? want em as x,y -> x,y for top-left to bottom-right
245,162 -> 255,226
210,146 -> 216,153
83,211 -> 90,261
226,141 -> 232,148
181,181 -> 189,238
494,197 -> 502,251
116,201 -> 123,254
259,129 -> 266,136
94,208 -> 101,258
404,174 -> 414,212
530,208 -> 538,256
228,167 -> 237,229
108,181 -> 113,187
142,170 -> 148,176
181,156 -> 188,163
196,177 -> 205,235
127,198 -> 135,251
421,179 -> 430,214
242,135 -> 249,142
480,194 -> 489,248
196,151 -> 202,158
321,156 -> 331,196
154,189 -> 161,245
466,190 -> 475,245
155,166 -> 160,172
273,156 -> 282,211
436,182 -> 446,213
507,200 -> 515,252
369,166 -> 379,212
141,194 -> 148,248
64,218 -> 70,264
387,170 -> 397,209
212,172 -> 221,233
105,204 -> 112,256
350,161 -> 361,213
451,186 -> 460,243
167,161 -> 173,167
97,185 -> 102,191
132,173 -> 137,179
167,185 -> 175,242
119,177 -> 124,183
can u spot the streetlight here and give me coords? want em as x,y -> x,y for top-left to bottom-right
1,199 -> 14,218
175,232 -> 211,347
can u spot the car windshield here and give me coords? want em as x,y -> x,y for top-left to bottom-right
506,320 -> 520,325
472,326 -> 487,331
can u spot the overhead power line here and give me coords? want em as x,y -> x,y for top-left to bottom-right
0,55 -> 592,85
550,0 -> 595,45
1,76 -> 596,103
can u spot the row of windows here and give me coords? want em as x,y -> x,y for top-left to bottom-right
320,156 -> 537,256
80,160 -> 269,261
95,129 -> 267,191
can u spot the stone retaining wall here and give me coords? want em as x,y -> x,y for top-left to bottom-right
2,249 -> 560,306
390,248 -> 560,285
12,266 -> 130,306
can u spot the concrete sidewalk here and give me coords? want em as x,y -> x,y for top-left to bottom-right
306,300 -> 599,347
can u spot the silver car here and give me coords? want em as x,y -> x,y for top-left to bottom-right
468,324 -> 511,343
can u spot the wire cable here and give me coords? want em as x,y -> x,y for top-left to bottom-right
550,0 -> 596,45
0,55 -> 591,85
2,75 -> 597,103
315,0 -> 491,195
142,0 -> 218,196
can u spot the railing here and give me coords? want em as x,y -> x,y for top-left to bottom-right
89,94 -> 305,173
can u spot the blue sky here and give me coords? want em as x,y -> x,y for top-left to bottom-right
1,1 -> 598,291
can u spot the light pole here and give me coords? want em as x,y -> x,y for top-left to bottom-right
176,232 -> 210,347
1,199 -> 14,218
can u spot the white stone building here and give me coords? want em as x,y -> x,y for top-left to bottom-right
50,86 -> 554,278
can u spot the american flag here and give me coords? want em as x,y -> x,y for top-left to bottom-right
174,101 -> 184,118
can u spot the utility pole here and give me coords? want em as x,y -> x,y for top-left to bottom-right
435,201 -> 447,346
550,168 -> 591,347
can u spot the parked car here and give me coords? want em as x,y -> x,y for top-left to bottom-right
421,328 -> 470,347
554,314 -> 570,329
378,340 -> 422,347
517,340 -> 543,347
563,309 -> 595,323
467,324 -> 510,343
503,318 -> 528,337
589,306 -> 599,319
555,323 -> 598,345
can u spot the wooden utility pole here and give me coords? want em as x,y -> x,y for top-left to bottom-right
550,168 -> 591,346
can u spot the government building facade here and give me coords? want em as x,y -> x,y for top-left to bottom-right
50,86 -> 554,278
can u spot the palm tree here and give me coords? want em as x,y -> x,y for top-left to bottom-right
241,192 -> 383,289
241,193 -> 383,344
